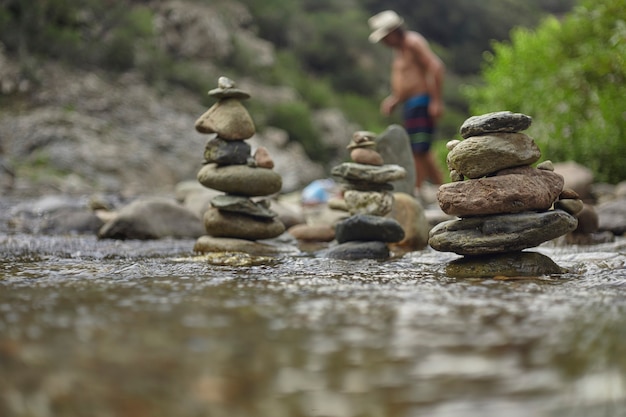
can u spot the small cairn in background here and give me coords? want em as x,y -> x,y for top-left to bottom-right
429,111 -> 582,277
325,131 -> 406,260
193,77 -> 285,254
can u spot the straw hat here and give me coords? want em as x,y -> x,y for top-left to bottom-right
368,10 -> 404,43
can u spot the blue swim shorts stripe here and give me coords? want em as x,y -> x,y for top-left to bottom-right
403,94 -> 434,153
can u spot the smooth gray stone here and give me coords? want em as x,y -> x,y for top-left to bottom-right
339,179 -> 395,192
325,240 -> 390,260
446,251 -> 563,278
204,137 -> 251,166
460,111 -> 532,138
197,163 -> 282,196
335,214 -> 405,243
210,195 -> 276,218
446,132 -> 541,179
331,162 -> 406,184
375,125 -> 416,195
428,210 -> 578,255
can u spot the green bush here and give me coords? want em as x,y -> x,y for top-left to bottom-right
266,102 -> 326,161
464,0 -> 626,183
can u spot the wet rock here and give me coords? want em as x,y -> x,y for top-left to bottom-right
446,132 -> 541,179
334,214 -> 404,243
194,236 -> 283,255
204,136 -> 251,166
98,197 -> 205,240
331,162 -> 406,184
197,163 -> 282,196
344,190 -> 394,216
428,210 -> 578,255
203,207 -> 285,240
374,125 -> 416,195
325,240 -> 390,260
210,195 -> 276,219
41,208 -> 105,235
446,251 -> 563,278
387,192 -> 430,251
459,111 -> 532,139
437,167 -> 564,217
195,98 -> 255,140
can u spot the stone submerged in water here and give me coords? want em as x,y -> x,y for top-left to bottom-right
194,236 -> 283,256
437,167 -> 564,217
325,240 -> 390,260
446,132 -> 541,179
459,111 -> 532,139
428,209 -> 578,255
203,207 -> 285,240
446,251 -> 563,278
334,214 -> 405,244
197,163 -> 282,196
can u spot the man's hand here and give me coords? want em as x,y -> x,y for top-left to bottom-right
381,95 -> 400,116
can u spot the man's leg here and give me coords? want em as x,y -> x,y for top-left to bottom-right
413,151 -> 442,189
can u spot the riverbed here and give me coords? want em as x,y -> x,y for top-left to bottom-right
1,209 -> 625,417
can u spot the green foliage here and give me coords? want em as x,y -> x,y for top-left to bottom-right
464,0 -> 626,183
266,102 -> 326,161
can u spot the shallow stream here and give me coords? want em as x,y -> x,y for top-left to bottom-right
1,214 -> 625,417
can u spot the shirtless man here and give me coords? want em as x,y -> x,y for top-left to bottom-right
368,10 -> 445,192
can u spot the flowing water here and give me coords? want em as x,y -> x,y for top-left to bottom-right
1,207 -> 625,417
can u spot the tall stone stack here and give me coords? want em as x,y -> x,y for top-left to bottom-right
193,77 -> 285,254
429,111 -> 582,263
326,131 -> 406,260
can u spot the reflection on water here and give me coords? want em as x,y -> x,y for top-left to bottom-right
1,234 -> 625,417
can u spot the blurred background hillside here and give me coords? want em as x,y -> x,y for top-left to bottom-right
0,0 -> 623,194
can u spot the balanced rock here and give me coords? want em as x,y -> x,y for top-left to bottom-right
334,214 -> 404,243
344,190 -> 394,216
437,166 -> 564,217
203,207 -> 285,240
210,195 -> 276,218
459,111 -> 532,139
253,146 -> 274,169
195,98 -> 255,140
428,209 -> 578,255
350,147 -> 384,166
332,162 -> 406,184
197,163 -> 282,196
208,76 -> 251,100
204,136 -> 251,166
446,251 -> 563,278
194,236 -> 281,255
446,132 -> 541,179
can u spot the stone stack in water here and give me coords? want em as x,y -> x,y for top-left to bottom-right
326,131 -> 406,260
193,77 -> 285,254
429,111 -> 581,272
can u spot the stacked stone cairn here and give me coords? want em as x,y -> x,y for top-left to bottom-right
193,77 -> 285,254
326,131 -> 406,260
428,111 -> 583,277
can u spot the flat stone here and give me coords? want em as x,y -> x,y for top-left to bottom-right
203,207 -> 285,240
197,163 -> 282,196
446,132 -> 541,179
204,136 -> 251,166
339,179 -> 394,192
325,240 -> 390,260
195,98 -> 255,140
287,224 -> 335,242
428,209 -> 578,255
437,167 -> 564,217
335,214 -> 405,243
210,195 -> 277,218
331,162 -> 406,184
350,148 -> 384,166
459,111 -> 532,138
194,236 -> 282,255
208,88 -> 250,100
446,251 -> 563,278
344,190 -> 394,216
